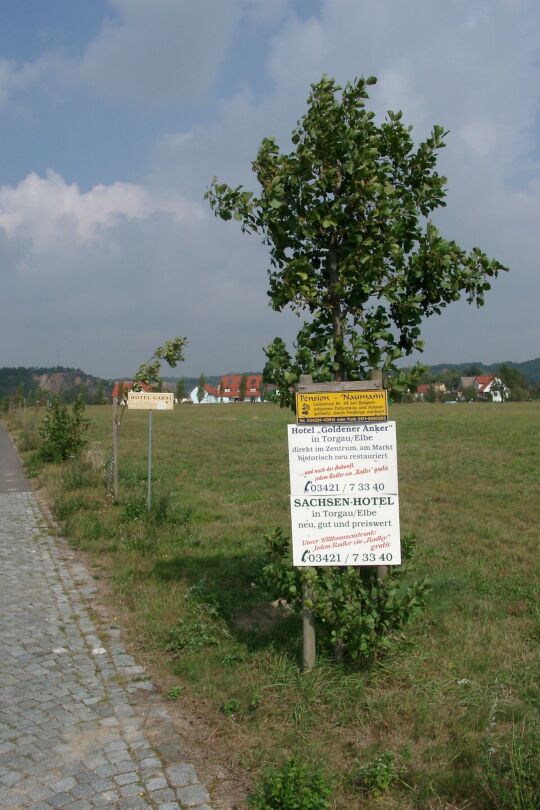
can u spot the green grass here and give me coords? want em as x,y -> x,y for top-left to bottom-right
8,401 -> 540,809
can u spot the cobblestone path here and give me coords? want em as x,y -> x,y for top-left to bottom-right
0,428 -> 215,810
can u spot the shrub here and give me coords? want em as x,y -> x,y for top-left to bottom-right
166,584 -> 230,654
61,456 -> 100,490
121,492 -> 192,526
121,495 -> 147,523
18,428 -> 41,453
39,396 -> 90,462
248,758 -> 332,810
351,750 -> 400,795
261,529 -> 430,663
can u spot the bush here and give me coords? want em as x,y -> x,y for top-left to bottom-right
248,758 -> 332,810
121,495 -> 147,523
18,428 -> 41,453
166,584 -> 230,654
39,396 -> 90,462
121,492 -> 192,526
350,751 -> 401,795
61,456 -> 100,490
261,529 -> 430,663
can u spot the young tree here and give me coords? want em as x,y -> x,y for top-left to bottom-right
110,337 -> 187,500
490,378 -> 508,402
206,75 -> 507,662
175,377 -> 186,401
197,372 -> 206,403
239,374 -> 248,401
206,76 -> 506,407
39,395 -> 90,462
497,364 -> 529,397
95,381 -> 105,405
464,364 -> 484,377
133,337 -> 187,389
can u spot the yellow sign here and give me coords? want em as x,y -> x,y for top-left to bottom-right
127,392 -> 174,411
296,390 -> 388,423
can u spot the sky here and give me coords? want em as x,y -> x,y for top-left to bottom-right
1,0 -> 539,379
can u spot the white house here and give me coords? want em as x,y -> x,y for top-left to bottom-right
189,384 -> 221,404
190,374 -> 266,404
474,375 -> 509,403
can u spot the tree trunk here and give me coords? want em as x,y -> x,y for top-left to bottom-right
327,244 -> 344,382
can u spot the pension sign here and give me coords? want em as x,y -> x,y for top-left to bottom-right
296,389 -> 388,423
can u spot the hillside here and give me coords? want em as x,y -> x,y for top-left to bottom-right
2,358 -> 539,403
0,367 -> 111,403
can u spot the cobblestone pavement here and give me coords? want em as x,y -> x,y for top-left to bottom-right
0,431 -> 216,809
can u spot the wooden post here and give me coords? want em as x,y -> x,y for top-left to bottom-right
299,376 -> 317,671
112,397 -> 119,502
370,368 -> 389,582
302,582 -> 316,672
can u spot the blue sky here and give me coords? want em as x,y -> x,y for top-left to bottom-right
1,0 -> 539,378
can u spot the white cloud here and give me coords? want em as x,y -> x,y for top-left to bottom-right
2,0 -> 540,374
245,0 -> 291,25
80,0 -> 244,104
0,52 -> 67,108
0,170 -> 205,254
148,0 -> 540,366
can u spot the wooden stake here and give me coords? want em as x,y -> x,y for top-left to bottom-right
370,368 -> 389,582
302,582 -> 316,671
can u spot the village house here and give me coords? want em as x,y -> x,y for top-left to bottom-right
111,381 -> 153,404
189,383 -> 220,404
458,375 -> 509,402
415,382 -> 447,400
190,374 -> 265,404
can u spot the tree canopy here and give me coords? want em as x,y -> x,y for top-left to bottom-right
206,75 -> 507,408
133,337 -> 187,389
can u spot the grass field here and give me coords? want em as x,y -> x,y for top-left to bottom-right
9,401 -> 540,809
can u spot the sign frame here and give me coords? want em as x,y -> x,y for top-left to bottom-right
127,391 -> 174,411
296,388 -> 388,424
288,421 -> 401,567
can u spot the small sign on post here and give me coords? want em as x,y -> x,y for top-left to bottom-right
127,391 -> 174,509
127,392 -> 174,410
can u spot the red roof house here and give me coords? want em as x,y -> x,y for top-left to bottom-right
112,381 -> 153,400
218,373 -> 263,401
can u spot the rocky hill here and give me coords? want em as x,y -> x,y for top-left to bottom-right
0,367 -> 111,403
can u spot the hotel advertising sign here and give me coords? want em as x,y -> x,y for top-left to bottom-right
127,392 -> 174,410
288,422 -> 401,566
296,389 -> 388,423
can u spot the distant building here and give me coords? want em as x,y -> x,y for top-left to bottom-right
189,383 -> 220,404
458,375 -> 509,403
112,381 -> 153,404
190,373 -> 265,404
415,382 -> 446,400
474,375 -> 509,403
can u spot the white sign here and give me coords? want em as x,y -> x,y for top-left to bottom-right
288,422 -> 401,566
127,391 -> 174,410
